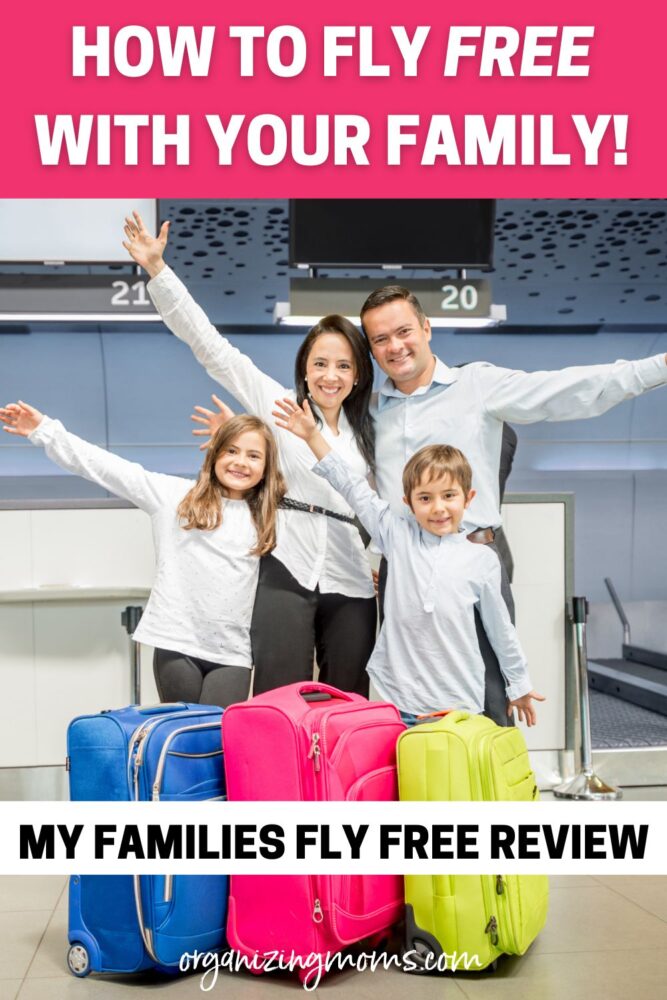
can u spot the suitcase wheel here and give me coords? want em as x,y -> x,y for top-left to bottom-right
402,938 -> 435,972
298,966 -> 319,987
67,943 -> 91,978
403,904 -> 443,974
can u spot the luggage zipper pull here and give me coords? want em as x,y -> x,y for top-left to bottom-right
312,898 -> 324,923
485,915 -> 499,946
135,730 -> 148,759
132,731 -> 148,794
307,732 -> 321,772
496,875 -> 504,895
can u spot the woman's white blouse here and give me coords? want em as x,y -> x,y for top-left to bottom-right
148,265 -> 375,598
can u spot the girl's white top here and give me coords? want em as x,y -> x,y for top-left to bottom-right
147,266 -> 375,599
29,417 -> 263,667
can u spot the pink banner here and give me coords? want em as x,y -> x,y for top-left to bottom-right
0,1 -> 663,196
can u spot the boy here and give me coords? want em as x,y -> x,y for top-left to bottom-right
274,397 -> 544,726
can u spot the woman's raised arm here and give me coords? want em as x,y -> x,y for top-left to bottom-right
123,213 -> 288,423
122,210 -> 170,279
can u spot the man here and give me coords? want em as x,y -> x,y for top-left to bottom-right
361,284 -> 667,725
495,423 -> 518,582
455,363 -> 517,582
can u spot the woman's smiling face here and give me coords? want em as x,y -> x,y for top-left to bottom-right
304,332 -> 357,414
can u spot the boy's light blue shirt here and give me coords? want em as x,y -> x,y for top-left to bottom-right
314,450 -> 533,717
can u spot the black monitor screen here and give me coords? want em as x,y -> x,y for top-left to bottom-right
289,199 -> 495,269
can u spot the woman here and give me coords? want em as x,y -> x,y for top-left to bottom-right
123,212 -> 377,696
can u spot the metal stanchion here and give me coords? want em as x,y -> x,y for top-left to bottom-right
554,596 -> 622,800
121,606 -> 144,706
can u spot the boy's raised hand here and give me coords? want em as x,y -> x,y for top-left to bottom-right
190,394 -> 236,451
507,690 -> 546,728
0,401 -> 44,437
122,210 -> 170,278
272,397 -> 317,440
272,397 -> 331,462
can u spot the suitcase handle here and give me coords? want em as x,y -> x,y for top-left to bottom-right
134,702 -> 190,715
416,709 -> 470,721
296,682 -> 358,704
416,709 -> 455,720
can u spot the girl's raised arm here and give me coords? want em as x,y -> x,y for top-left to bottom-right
1,401 -> 177,515
1,400 -> 43,437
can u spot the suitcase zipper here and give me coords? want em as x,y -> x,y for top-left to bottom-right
128,711 -> 217,799
304,707 -> 398,939
328,719 -> 404,768
479,730 -> 526,955
128,710 -> 221,963
494,875 -> 520,953
304,716 -> 326,941
128,716 -> 181,798
321,708 -> 400,765
467,729 -> 500,955
484,914 -> 499,946
148,718 -> 223,912
317,708 -> 402,944
129,721 -> 161,799
133,874 -> 158,962
307,732 -> 321,772
479,729 -> 529,955
151,722 -> 223,801
130,717 -> 181,964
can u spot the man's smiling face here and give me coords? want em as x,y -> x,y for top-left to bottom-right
363,298 -> 434,394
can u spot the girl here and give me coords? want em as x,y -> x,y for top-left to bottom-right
0,400 -> 285,709
122,211 -> 377,697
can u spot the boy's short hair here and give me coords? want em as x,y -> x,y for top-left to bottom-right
402,444 -> 473,500
360,285 -> 426,330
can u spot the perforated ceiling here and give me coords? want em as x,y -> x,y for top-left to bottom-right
155,198 -> 667,328
2,199 -> 665,328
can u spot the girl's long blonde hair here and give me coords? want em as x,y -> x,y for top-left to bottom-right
177,415 -> 286,556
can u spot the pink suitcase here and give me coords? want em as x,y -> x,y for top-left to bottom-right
222,682 -> 406,982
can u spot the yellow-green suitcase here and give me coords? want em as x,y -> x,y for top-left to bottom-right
397,710 -> 549,972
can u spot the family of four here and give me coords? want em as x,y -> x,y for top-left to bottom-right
3,212 -> 666,728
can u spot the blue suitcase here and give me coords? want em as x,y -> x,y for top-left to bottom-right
66,702 -> 227,976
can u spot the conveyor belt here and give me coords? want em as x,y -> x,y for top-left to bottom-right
590,690 -> 667,748
588,657 -> 667,716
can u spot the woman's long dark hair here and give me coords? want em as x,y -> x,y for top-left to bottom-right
294,315 -> 375,472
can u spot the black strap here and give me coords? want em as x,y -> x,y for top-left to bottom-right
279,496 -> 356,526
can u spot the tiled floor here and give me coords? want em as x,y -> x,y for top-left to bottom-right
1,874 -> 666,1000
